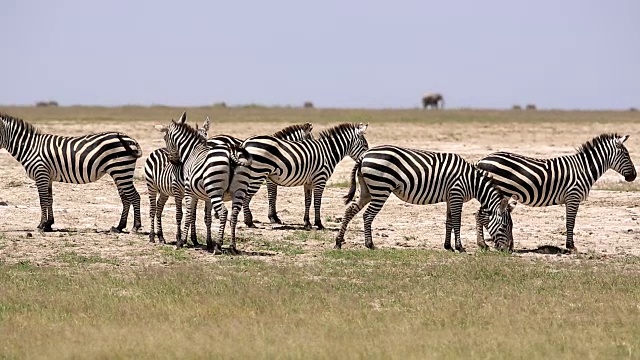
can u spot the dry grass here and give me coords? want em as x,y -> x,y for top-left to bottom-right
1,105 -> 639,125
1,250 -> 640,359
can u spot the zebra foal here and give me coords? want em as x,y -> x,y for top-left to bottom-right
0,113 -> 142,232
476,133 -> 636,252
334,145 -> 515,251
240,123 -> 369,230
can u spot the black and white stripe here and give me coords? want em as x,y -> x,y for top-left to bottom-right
241,123 -> 369,230
155,112 -> 252,253
476,133 -> 637,251
334,145 -> 514,251
0,113 -> 142,232
145,117 -> 210,244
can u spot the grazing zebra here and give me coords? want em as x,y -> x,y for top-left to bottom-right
334,145 -> 515,251
155,112 -> 252,253
145,116 -> 210,244
241,123 -> 369,230
206,123 -> 315,224
476,133 -> 637,252
0,113 -> 142,232
422,93 -> 445,109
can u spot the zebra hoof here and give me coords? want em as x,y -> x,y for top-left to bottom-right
303,223 -> 312,231
333,242 -> 343,249
268,216 -> 282,224
315,223 -> 325,231
444,244 -> 454,252
110,227 -> 123,234
245,222 -> 257,229
456,247 -> 466,253
365,242 -> 375,250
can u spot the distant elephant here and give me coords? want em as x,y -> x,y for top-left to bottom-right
422,93 -> 444,109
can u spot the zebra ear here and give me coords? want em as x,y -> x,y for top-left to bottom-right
358,123 -> 369,134
508,195 -> 518,212
203,116 -> 211,132
178,111 -> 187,124
620,135 -> 630,144
154,125 -> 169,133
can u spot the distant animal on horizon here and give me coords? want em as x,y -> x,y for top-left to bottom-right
422,93 -> 445,109
0,113 -> 143,233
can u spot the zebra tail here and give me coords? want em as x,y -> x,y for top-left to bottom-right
343,158 -> 362,204
117,133 -> 143,158
230,144 -> 253,167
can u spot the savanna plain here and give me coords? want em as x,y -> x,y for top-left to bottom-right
1,106 -> 640,359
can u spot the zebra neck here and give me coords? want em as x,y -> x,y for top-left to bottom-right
471,170 -> 500,212
317,136 -> 347,169
179,141 -> 206,164
575,148 -> 609,185
5,128 -> 41,164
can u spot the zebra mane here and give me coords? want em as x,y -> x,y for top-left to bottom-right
172,120 -> 206,144
272,123 -> 314,139
0,113 -> 41,134
318,123 -> 360,139
576,133 -> 622,153
475,167 -> 506,198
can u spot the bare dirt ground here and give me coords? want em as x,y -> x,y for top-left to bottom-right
2,117 -> 640,267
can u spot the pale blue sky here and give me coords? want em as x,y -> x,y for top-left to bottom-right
1,0 -> 638,109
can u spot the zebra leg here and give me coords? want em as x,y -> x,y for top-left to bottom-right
211,198 -> 227,254
229,189 -> 246,254
174,191 -> 184,246
267,181 -> 282,224
474,211 -> 489,250
362,193 -> 390,250
130,188 -> 142,232
155,194 -> 169,244
242,181 -> 262,228
303,184 -> 313,230
334,188 -> 371,249
450,198 -> 465,253
313,182 -> 327,230
112,188 -> 132,233
44,182 -> 54,230
204,200 -> 213,250
565,196 -> 581,252
148,188 -> 157,243
178,195 -> 197,249
444,205 -> 454,251
190,198 -> 200,246
36,177 -> 53,232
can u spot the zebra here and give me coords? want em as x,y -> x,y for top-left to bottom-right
476,133 -> 637,252
334,145 -> 515,251
145,120 -> 313,244
241,123 -> 370,230
145,116 -> 210,244
155,112 -> 252,253
207,123 -> 314,224
0,113 -> 142,232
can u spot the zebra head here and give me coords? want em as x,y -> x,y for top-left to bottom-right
610,135 -> 636,182
476,195 -> 517,251
154,111 -> 207,164
344,123 -> 369,160
475,172 -> 517,251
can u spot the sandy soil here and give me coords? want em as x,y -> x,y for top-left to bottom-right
2,119 -> 640,267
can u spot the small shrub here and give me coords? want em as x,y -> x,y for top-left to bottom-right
35,100 -> 59,107
512,105 -> 522,110
526,104 -> 537,110
213,102 -> 227,108
629,107 -> 638,112
303,101 -> 314,109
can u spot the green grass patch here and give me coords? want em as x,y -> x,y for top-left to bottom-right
159,246 -> 191,264
2,249 -> 640,358
55,251 -> 120,266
